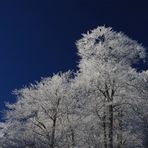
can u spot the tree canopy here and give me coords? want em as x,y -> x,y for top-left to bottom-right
0,26 -> 148,148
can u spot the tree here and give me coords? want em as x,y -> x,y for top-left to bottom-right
131,70 -> 148,148
3,71 -> 79,148
76,26 -> 147,148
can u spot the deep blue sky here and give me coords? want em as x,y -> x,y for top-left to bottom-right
0,0 -> 148,116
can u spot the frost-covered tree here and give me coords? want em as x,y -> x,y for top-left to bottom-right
0,26 -> 147,148
131,70 -> 148,148
2,72 -> 80,148
76,26 -> 147,148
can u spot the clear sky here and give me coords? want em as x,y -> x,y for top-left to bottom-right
0,0 -> 148,118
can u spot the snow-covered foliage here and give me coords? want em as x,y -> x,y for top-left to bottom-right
0,26 -> 147,148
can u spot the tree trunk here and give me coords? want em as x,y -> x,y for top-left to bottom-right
50,117 -> 57,148
142,119 -> 148,148
71,128 -> 75,148
117,110 -> 123,148
50,98 -> 61,148
108,104 -> 113,148
103,110 -> 107,148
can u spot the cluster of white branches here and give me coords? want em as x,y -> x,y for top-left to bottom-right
0,26 -> 148,148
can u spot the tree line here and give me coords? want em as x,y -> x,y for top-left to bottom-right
0,26 -> 148,148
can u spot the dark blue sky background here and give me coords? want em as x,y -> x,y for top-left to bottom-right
0,0 -> 148,117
